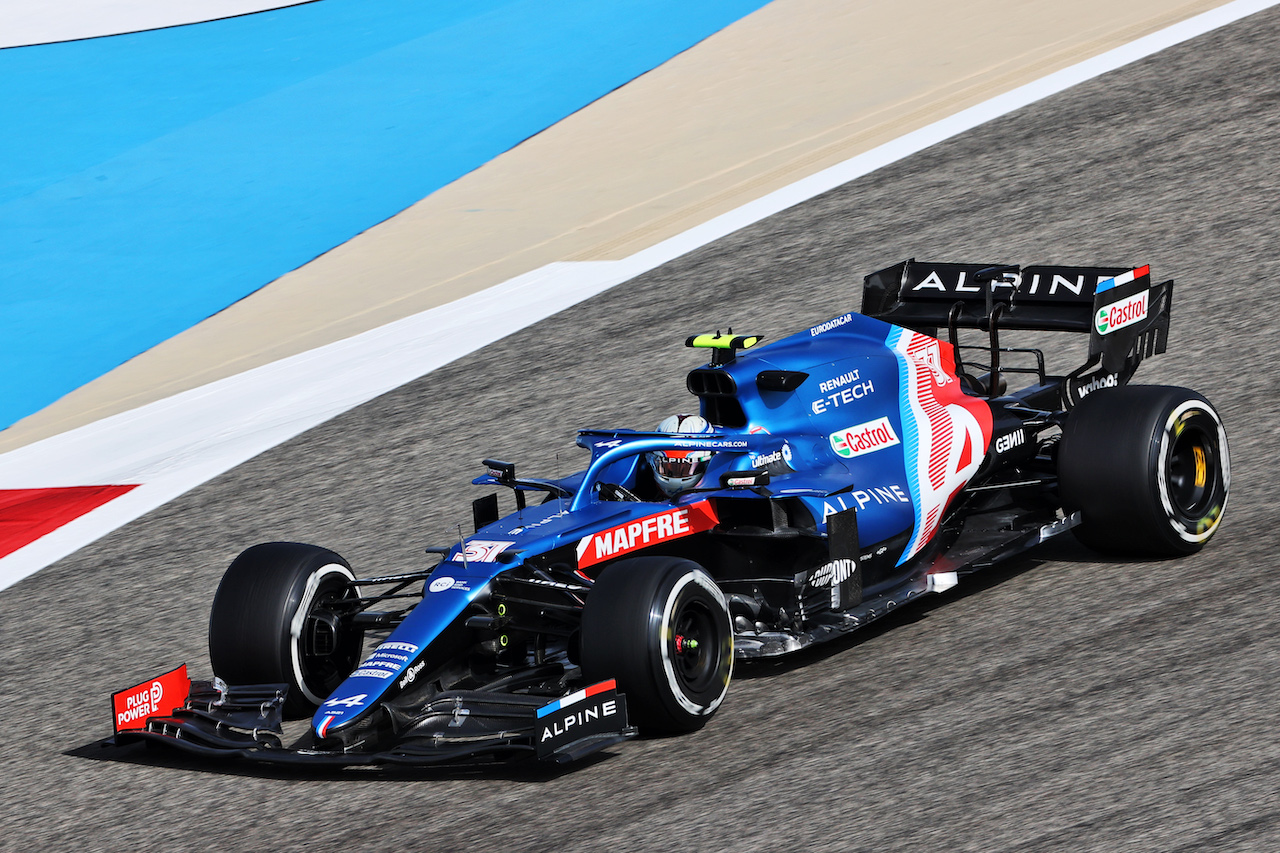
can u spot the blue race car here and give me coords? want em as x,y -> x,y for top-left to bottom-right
110,260 -> 1230,766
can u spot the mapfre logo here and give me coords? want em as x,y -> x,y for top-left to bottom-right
829,417 -> 900,459
576,501 -> 718,569
1096,290 -> 1149,335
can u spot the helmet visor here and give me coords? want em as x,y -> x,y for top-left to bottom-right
653,450 -> 709,480
655,459 -> 700,479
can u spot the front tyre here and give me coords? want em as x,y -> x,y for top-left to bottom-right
580,557 -> 733,733
208,542 -> 364,718
1058,385 -> 1230,556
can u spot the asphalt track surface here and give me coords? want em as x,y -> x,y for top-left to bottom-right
4,7 -> 1279,851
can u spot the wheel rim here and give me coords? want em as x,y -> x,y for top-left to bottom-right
290,566 -> 363,705
1158,403 -> 1230,543
656,569 -> 732,718
669,599 -> 720,696
298,583 -> 363,698
1166,426 -> 1216,517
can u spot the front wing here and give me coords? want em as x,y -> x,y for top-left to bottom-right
109,679 -> 635,767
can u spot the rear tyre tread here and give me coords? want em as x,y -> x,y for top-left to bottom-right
1059,385 -> 1229,556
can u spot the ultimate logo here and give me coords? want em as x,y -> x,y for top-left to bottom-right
749,443 -> 794,474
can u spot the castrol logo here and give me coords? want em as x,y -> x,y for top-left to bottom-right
1096,289 -> 1149,335
829,416 -> 901,459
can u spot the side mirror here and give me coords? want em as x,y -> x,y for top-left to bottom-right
482,458 -> 517,484
481,459 -> 526,510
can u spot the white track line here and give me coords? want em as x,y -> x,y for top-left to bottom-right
0,1 -> 313,49
1,0 -> 1275,593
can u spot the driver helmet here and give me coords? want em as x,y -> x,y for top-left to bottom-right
649,414 -> 715,497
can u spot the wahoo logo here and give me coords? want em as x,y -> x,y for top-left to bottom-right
1096,289 -> 1149,335
1075,372 -> 1119,399
576,501 -> 719,569
830,417 -> 900,459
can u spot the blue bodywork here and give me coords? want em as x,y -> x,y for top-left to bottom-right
112,260 -> 1174,765
313,310 -> 998,737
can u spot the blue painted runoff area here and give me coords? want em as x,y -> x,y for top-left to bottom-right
0,0 -> 771,433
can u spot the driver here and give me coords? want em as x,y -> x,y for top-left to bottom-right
647,413 -> 716,497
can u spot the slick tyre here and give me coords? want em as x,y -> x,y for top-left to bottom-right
208,542 -> 364,719
1058,385 -> 1230,556
581,557 -> 733,733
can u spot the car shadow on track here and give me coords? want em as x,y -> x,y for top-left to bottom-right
63,736 -> 616,783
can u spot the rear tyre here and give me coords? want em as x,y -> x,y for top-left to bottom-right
1058,385 -> 1230,556
580,557 -> 733,733
208,542 -> 364,718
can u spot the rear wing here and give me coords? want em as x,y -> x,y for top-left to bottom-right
862,259 -> 1171,375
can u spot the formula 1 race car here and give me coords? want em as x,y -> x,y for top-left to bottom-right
110,259 -> 1229,766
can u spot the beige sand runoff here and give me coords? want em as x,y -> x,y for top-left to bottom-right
0,0 -> 1231,454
